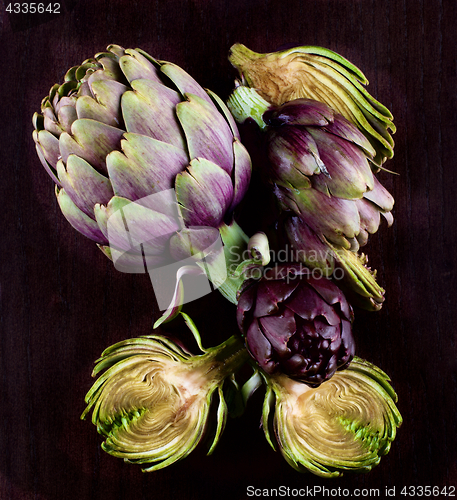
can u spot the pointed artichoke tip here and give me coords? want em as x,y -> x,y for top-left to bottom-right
228,43 -> 260,69
153,316 -> 166,330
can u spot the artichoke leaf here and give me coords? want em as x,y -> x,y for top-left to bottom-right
206,88 -> 240,139
56,187 -> 107,244
362,176 -> 395,212
95,194 -> 180,254
121,79 -> 185,149
76,79 -> 129,127
306,128 -> 375,199
59,119 -> 125,175
175,158 -> 234,228
207,385 -> 229,455
56,104 -> 78,135
57,156 -> 114,219
292,187 -> 361,249
33,128 -> 60,170
176,93 -> 234,175
119,48 -> 162,84
230,138 -> 252,212
160,62 -> 215,106
153,266 -> 204,328
107,133 -> 188,199
33,139 -> 61,185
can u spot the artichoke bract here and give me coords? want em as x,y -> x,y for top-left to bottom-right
261,357 -> 402,478
264,99 -> 394,250
228,43 -> 395,166
236,264 -> 355,387
81,315 -> 248,471
32,45 -> 251,276
228,89 -> 394,310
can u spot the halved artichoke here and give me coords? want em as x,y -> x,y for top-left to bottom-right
82,316 -> 248,471
228,43 -> 395,166
261,357 -> 402,477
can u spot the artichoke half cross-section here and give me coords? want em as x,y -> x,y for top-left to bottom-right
82,321 -> 248,471
261,357 -> 402,478
228,43 -> 395,167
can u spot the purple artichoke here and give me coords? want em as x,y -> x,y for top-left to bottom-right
32,45 -> 251,271
227,88 -> 394,310
263,99 -> 394,250
236,264 -> 355,386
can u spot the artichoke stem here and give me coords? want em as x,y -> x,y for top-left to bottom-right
196,334 -> 249,385
268,372 -> 313,399
229,43 -> 261,70
226,86 -> 270,130
217,220 -> 250,303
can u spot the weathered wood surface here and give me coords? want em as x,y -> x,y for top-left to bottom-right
1,0 -> 456,498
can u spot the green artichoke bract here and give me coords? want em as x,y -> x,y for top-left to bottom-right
81,314 -> 248,471
32,45 -> 251,276
261,357 -> 402,478
227,88 -> 393,310
228,43 -> 395,166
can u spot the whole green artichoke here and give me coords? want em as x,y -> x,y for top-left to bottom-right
33,45 -> 251,272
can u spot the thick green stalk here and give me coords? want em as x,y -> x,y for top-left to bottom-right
226,86 -> 270,130
200,334 -> 250,382
216,220 -> 250,304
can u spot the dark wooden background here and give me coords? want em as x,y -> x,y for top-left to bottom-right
1,0 -> 456,498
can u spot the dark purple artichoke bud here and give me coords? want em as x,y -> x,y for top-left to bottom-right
236,264 -> 355,387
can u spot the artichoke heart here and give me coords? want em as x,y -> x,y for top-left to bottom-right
262,357 -> 402,478
82,326 -> 248,471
